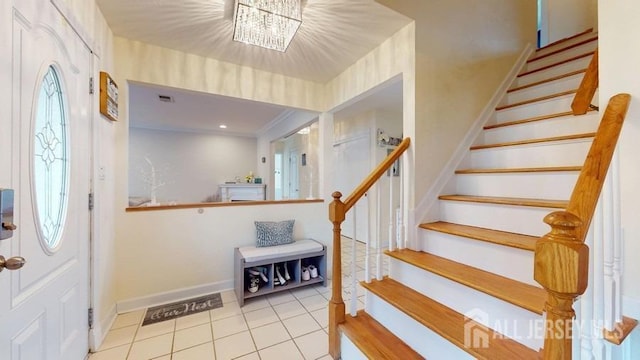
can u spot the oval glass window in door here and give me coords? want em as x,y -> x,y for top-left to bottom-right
33,65 -> 69,252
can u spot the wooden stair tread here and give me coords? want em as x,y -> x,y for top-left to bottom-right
419,221 -> 539,251
508,69 -> 586,93
484,111 -> 585,130
438,194 -> 567,209
496,89 -> 577,110
470,132 -> 595,150
386,249 -> 546,313
455,166 -> 581,174
528,35 -> 598,63
340,310 -> 424,360
362,278 -> 541,360
535,28 -> 593,52
518,52 -> 594,77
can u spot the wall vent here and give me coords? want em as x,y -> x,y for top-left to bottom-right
158,95 -> 174,103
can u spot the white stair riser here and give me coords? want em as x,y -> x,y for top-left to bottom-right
469,139 -> 592,168
483,113 -> 600,143
365,293 -> 474,359
455,172 -> 578,200
418,230 -> 536,285
524,43 -> 597,72
506,73 -> 583,104
389,260 -> 544,350
496,95 -> 574,123
340,333 -> 369,360
439,200 -> 555,237
535,33 -> 597,58
514,57 -> 591,88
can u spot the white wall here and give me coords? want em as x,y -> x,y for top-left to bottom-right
129,127 -> 257,203
544,0 -> 597,45
599,0 -> 640,335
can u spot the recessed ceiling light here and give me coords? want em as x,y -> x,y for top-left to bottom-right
219,124 -> 227,129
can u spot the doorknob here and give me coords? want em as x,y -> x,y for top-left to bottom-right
0,255 -> 26,272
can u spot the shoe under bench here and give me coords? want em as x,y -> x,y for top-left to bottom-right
234,239 -> 327,306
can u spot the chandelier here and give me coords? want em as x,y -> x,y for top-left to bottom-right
233,0 -> 302,52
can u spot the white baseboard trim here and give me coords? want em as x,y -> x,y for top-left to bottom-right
116,280 -> 235,314
412,43 -> 535,225
89,303 -> 117,352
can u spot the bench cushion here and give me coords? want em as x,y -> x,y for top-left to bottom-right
238,239 -> 324,263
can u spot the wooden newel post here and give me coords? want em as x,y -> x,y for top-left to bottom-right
534,211 -> 589,360
328,191 -> 346,359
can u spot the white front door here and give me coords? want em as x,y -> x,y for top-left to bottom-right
288,150 -> 300,199
0,1 -> 92,359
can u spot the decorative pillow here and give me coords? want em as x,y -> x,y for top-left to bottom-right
255,220 -> 295,247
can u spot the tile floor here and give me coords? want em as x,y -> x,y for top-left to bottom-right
90,240 -> 388,360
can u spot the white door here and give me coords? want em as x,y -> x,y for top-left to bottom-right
288,150 -> 300,199
333,136 -> 370,242
0,1 -> 92,359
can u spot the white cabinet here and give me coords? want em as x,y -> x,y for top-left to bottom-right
219,184 -> 266,202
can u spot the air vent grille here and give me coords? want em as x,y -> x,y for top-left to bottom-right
158,95 -> 174,103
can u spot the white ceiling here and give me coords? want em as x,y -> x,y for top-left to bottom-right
96,0 -> 411,83
102,0 -> 409,135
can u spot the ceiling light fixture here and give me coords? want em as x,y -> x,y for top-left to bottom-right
219,124 -> 228,129
232,0 -> 302,52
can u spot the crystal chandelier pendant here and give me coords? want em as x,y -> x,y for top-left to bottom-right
233,0 -> 302,52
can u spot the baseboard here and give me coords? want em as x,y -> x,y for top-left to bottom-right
89,303 -> 117,352
412,43 -> 535,226
116,280 -> 234,314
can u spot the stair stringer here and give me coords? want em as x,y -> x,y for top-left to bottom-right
411,44 -> 534,241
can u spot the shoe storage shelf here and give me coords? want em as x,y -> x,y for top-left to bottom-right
234,239 -> 327,306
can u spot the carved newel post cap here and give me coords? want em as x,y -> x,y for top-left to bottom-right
332,191 -> 342,200
535,211 -> 589,294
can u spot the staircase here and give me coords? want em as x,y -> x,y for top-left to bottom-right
337,30 -> 602,359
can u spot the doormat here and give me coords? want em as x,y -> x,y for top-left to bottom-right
142,293 -> 223,326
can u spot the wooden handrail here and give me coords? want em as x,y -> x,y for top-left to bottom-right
571,48 -> 598,115
535,93 -> 630,360
328,137 -> 410,358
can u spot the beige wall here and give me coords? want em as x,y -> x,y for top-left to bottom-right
599,0 -> 640,313
545,0 -> 598,44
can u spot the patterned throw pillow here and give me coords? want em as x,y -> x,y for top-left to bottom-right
255,220 -> 295,247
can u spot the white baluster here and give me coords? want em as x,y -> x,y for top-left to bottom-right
612,151 -> 623,325
388,170 -> 394,252
592,198 -> 605,359
350,206 -> 358,317
365,192 -> 371,283
398,154 -> 405,249
603,172 -> 615,331
376,184 -> 382,280
580,225 -> 595,359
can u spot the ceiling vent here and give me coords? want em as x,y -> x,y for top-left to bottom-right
158,95 -> 174,103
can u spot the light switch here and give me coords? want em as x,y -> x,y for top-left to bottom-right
0,189 -> 16,240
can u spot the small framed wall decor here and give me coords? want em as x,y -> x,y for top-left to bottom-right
99,71 -> 118,121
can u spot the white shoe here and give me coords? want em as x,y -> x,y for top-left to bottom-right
301,267 -> 310,281
284,264 -> 291,281
248,276 -> 259,293
249,268 -> 269,283
308,265 -> 319,279
276,266 -> 287,286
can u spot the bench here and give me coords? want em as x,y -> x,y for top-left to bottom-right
234,239 -> 327,306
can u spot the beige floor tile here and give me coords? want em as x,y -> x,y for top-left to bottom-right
316,355 -> 333,360
299,294 -> 328,312
267,291 -> 296,306
111,310 -> 144,330
294,329 -> 328,360
98,325 -> 137,351
214,331 -> 256,360
282,313 -> 321,338
135,319 -> 175,341
290,287 -> 320,300
272,299 -> 307,320
128,333 -> 174,360
212,314 -> 248,339
172,341 -> 215,360
259,340 -> 304,360
234,352 -> 260,360
88,344 -> 129,360
151,355 -> 171,360
241,298 -> 270,313
210,300 -> 242,321
175,311 -> 211,331
220,290 -> 238,303
174,323 -> 213,352
309,307 -> 328,328
250,321 -> 291,350
244,307 -> 280,329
